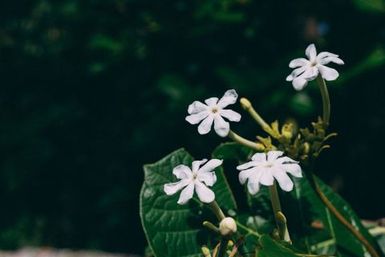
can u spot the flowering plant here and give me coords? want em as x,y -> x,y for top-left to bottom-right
140,44 -> 384,257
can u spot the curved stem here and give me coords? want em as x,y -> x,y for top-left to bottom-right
316,76 -> 331,128
240,98 -> 277,138
228,130 -> 264,151
269,183 -> 291,242
208,201 -> 225,221
310,174 -> 380,257
235,221 -> 261,237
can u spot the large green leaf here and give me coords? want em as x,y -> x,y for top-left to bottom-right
140,148 -> 237,257
288,175 -> 384,257
257,235 -> 300,257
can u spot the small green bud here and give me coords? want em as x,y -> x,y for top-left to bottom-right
281,123 -> 294,139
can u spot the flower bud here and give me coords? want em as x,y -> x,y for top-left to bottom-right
281,123 -> 294,139
219,217 -> 237,236
240,97 -> 251,110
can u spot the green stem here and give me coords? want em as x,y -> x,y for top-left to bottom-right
217,238 -> 229,257
316,76 -> 331,128
228,130 -> 264,151
269,183 -> 291,242
208,201 -> 225,221
235,221 -> 261,237
240,98 -> 277,138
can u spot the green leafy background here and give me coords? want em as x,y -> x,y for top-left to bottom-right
0,0 -> 385,255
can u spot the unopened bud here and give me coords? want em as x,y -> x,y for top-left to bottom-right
240,98 -> 251,110
219,217 -> 237,236
281,123 -> 294,139
201,246 -> 211,257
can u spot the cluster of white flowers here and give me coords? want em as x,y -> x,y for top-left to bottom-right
164,44 -> 343,205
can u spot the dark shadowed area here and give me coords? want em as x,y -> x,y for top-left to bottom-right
0,0 -> 384,255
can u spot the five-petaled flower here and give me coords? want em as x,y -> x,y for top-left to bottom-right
286,44 -> 344,91
164,159 -> 222,204
185,89 -> 241,137
237,151 -> 302,194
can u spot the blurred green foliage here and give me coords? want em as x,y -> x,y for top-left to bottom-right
0,0 -> 384,254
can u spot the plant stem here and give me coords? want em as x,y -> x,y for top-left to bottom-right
269,183 -> 291,242
217,238 -> 229,257
240,98 -> 277,138
228,130 -> 264,151
208,201 -> 225,221
316,76 -> 331,128
310,174 -> 380,257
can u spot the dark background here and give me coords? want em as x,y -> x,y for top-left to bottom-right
0,0 -> 384,255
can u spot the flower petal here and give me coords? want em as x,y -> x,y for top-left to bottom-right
185,111 -> 209,125
317,51 -> 338,59
283,163 -> 302,178
217,89 -> 238,108
289,58 -> 309,68
214,115 -> 230,137
237,161 -> 258,170
318,65 -> 339,81
275,156 -> 297,164
301,66 -> 319,80
191,159 -> 208,173
251,152 -> 267,162
259,169 -> 274,186
198,159 -> 223,174
177,183 -> 195,204
198,171 -> 217,186
195,181 -> 215,203
317,52 -> 344,65
238,167 -> 257,184
246,171 -> 262,194
188,101 -> 207,114
273,171 -> 294,192
319,56 -> 344,65
247,180 -> 260,195
287,66 -> 307,81
220,109 -> 241,122
267,151 -> 284,162
173,165 -> 193,179
198,115 -> 214,135
205,97 -> 219,107
164,179 -> 189,196
305,44 -> 317,61
292,77 -> 309,91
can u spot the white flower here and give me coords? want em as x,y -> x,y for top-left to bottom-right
185,89 -> 241,137
164,159 -> 222,204
286,44 -> 344,91
236,151 -> 302,194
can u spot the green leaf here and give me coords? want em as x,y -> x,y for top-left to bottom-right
257,235 -> 299,257
140,148 -> 237,257
212,142 -> 253,161
289,175 -> 384,257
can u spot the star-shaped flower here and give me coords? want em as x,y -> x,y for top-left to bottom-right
185,89 -> 241,137
286,44 -> 344,90
236,151 -> 302,194
164,159 -> 222,204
